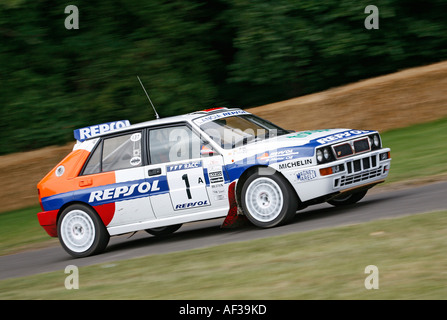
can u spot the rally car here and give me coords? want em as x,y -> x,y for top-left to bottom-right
37,107 -> 391,257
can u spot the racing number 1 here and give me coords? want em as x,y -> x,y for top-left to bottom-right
166,161 -> 210,211
181,174 -> 192,199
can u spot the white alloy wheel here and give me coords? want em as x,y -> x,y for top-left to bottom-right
241,171 -> 298,228
58,204 -> 110,258
60,209 -> 96,254
245,177 -> 284,223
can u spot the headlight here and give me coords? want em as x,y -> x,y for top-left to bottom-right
369,134 -> 381,150
323,148 -> 330,160
316,149 -> 323,163
373,135 -> 380,147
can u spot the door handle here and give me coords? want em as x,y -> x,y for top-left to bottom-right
79,178 -> 92,187
148,168 -> 162,176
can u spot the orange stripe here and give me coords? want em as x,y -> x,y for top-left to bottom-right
38,149 -> 115,199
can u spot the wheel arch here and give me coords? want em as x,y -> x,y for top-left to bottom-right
56,201 -> 109,230
235,165 -> 301,208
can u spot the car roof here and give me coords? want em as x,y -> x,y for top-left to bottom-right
86,107 -> 244,140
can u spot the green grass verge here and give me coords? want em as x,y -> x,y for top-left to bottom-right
0,206 -> 58,256
380,117 -> 447,183
1,210 -> 447,299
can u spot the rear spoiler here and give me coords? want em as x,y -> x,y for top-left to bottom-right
73,120 -> 131,142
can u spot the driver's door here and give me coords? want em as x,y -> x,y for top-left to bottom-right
145,124 -> 228,219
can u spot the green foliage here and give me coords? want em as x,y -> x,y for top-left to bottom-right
1,0 -> 446,154
225,0 -> 447,103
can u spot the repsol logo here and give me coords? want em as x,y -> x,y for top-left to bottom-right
74,120 -> 131,142
175,200 -> 208,210
316,130 -> 370,145
88,180 -> 160,203
278,158 -> 312,170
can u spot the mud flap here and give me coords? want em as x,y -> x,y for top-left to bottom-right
221,181 -> 249,228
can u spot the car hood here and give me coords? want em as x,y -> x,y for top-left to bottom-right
226,128 -> 375,163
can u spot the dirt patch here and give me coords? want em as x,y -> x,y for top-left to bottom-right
248,61 -> 447,132
0,144 -> 75,212
1,61 -> 447,213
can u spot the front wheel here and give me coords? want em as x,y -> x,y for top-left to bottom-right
241,171 -> 298,228
58,204 -> 110,258
327,190 -> 368,207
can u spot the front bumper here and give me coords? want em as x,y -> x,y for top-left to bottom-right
285,148 -> 391,202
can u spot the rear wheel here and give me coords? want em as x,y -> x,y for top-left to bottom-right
241,171 -> 298,228
327,190 -> 368,207
58,204 -> 110,258
145,224 -> 182,236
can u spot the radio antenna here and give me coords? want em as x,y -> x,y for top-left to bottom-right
137,75 -> 160,119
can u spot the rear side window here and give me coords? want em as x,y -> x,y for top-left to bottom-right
82,131 -> 143,175
83,140 -> 103,175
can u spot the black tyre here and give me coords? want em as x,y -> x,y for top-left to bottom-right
241,170 -> 298,228
327,190 -> 368,207
145,224 -> 182,236
57,204 -> 110,258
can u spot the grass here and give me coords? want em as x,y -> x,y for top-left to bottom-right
1,210 -> 447,299
0,206 -> 58,256
380,117 -> 447,183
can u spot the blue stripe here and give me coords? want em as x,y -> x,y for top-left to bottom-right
225,146 -> 315,182
41,176 -> 169,211
41,192 -> 74,212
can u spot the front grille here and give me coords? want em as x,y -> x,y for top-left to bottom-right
333,143 -> 353,158
333,137 -> 371,159
354,138 -> 370,153
340,166 -> 382,187
339,154 -> 381,187
346,155 -> 377,174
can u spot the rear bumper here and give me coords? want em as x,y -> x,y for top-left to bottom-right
37,210 -> 59,237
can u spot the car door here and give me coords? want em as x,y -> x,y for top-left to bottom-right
76,130 -> 157,228
145,123 -> 229,219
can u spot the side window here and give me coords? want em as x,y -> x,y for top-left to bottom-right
83,140 -> 102,175
82,131 -> 143,175
149,125 -> 216,165
103,132 -> 142,172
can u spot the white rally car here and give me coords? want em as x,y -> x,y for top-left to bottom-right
37,107 -> 391,257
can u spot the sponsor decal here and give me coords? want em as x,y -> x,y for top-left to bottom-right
175,200 -> 209,210
316,130 -> 370,145
297,170 -> 317,182
208,170 -> 224,184
130,132 -> 141,142
167,160 -> 202,172
259,149 -> 301,162
211,183 -> 225,194
74,120 -> 131,142
87,179 -> 164,205
287,129 -> 331,139
130,157 -> 141,166
194,110 -> 249,125
278,158 -> 313,170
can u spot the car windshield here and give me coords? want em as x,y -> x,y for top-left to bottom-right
200,114 -> 289,149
